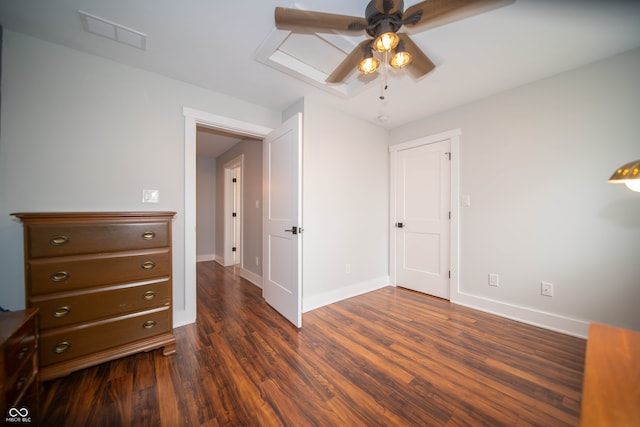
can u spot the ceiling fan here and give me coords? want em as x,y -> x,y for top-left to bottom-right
275,0 -> 514,87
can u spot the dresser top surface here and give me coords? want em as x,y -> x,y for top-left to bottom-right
12,212 -> 176,223
0,308 -> 38,342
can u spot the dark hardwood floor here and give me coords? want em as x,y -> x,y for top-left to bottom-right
39,262 -> 586,426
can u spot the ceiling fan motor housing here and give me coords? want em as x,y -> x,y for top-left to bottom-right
365,0 -> 404,38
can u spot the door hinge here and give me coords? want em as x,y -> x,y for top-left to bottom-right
232,212 -> 237,217
232,178 -> 237,183
448,270 -> 451,279
395,222 -> 404,228
445,152 -> 451,160
232,247 -> 236,252
448,211 -> 451,220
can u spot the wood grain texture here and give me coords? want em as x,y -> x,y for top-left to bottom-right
40,262 -> 586,426
580,323 -> 640,426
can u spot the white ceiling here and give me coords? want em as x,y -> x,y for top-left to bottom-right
1,0 -> 640,138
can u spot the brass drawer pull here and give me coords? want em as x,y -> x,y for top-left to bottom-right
142,231 -> 156,240
52,306 -> 71,318
143,320 -> 156,329
143,290 -> 157,300
50,271 -> 70,282
50,235 -> 69,246
16,375 -> 29,391
18,346 -> 30,360
53,341 -> 71,354
141,261 -> 155,270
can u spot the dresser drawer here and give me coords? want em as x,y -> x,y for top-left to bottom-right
31,280 -> 171,330
28,249 -> 171,295
3,316 -> 37,379
4,359 -> 37,409
39,307 -> 171,366
25,221 -> 170,258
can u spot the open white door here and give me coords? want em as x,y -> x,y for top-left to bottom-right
263,113 -> 303,328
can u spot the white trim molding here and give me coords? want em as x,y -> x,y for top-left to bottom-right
240,268 -> 263,289
196,254 -> 216,263
451,292 -> 590,338
303,276 -> 390,313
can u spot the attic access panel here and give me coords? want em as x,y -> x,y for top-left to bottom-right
255,29 -> 378,97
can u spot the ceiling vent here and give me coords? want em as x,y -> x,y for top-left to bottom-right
79,11 -> 147,50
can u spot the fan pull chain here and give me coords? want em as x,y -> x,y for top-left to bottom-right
380,51 -> 389,100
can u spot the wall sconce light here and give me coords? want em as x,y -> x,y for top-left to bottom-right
608,159 -> 640,192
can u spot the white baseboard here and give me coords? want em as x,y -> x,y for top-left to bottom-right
303,276 -> 390,313
240,268 -> 262,289
451,291 -> 589,338
214,255 -> 225,266
173,309 -> 196,328
196,253 -> 216,263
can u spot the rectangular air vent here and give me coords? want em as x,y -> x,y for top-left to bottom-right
79,10 -> 147,50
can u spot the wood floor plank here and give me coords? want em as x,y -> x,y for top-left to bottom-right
39,262 -> 586,426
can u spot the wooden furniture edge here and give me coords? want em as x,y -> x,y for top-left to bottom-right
11,212 -> 177,223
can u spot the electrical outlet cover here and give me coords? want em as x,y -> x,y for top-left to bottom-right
541,281 -> 554,297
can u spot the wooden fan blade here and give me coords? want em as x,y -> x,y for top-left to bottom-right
275,7 -> 368,34
326,40 -> 371,84
372,0 -> 404,15
403,0 -> 514,31
398,34 -> 435,79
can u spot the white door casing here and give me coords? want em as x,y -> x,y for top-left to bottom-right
263,113 -> 303,328
390,129 -> 461,300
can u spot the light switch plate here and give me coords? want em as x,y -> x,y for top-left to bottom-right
488,273 -> 499,287
142,189 -> 159,203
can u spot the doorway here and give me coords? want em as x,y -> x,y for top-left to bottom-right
181,108 -> 273,327
185,108 -> 303,329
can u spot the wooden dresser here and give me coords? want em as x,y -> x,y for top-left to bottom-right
580,323 -> 640,426
12,212 -> 176,381
1,308 -> 39,423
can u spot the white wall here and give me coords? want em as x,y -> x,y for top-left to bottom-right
196,155 -> 216,261
0,30 -> 281,321
390,48 -> 640,336
301,98 -> 390,311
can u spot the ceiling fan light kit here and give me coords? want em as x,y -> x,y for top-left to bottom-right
389,39 -> 412,69
608,159 -> 640,192
274,0 -> 515,96
358,54 -> 380,75
373,30 -> 400,53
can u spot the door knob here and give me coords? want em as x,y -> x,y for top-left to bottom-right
284,226 -> 298,235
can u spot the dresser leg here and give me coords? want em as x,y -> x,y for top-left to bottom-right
162,343 -> 177,356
